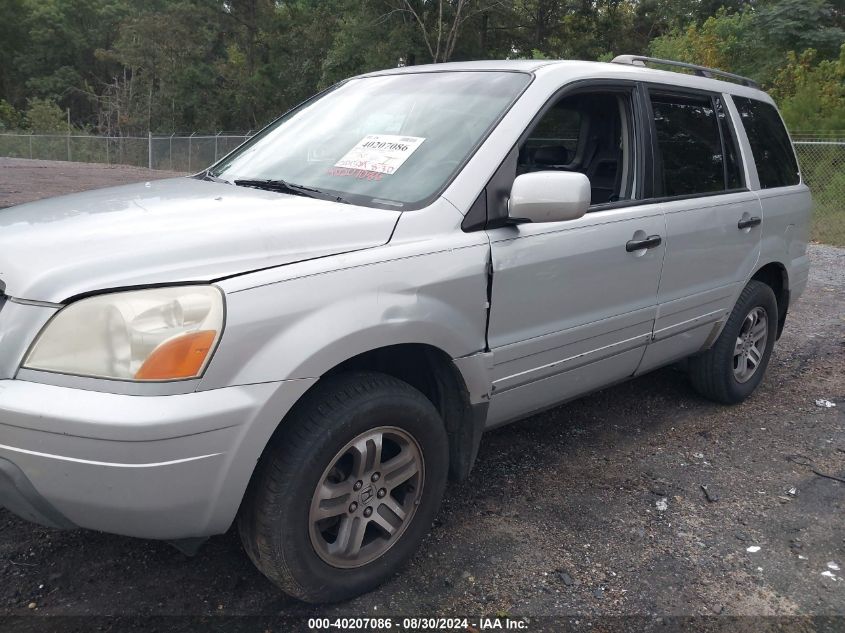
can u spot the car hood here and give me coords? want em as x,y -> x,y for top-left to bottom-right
0,177 -> 400,302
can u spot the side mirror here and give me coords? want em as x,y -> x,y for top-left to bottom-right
508,171 -> 591,223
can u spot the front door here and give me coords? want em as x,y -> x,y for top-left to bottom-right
484,85 -> 666,427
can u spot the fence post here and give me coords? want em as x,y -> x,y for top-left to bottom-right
188,132 -> 194,173
148,131 -> 153,170
29,132 -> 33,159
67,108 -> 71,162
169,133 -> 174,171
214,131 -> 220,162
106,136 -> 110,165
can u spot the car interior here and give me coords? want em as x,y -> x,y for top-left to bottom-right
518,92 -> 634,205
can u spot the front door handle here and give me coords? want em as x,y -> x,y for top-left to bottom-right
626,235 -> 662,252
738,216 -> 762,229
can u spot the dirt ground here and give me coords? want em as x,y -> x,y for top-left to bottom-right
0,157 -> 185,206
0,158 -> 843,624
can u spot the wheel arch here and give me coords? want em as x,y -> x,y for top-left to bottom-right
240,342 -> 488,531
323,343 -> 487,482
750,261 -> 789,338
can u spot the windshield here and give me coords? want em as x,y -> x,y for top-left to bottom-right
210,71 -> 531,209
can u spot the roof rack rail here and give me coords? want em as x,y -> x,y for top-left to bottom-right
611,55 -> 760,89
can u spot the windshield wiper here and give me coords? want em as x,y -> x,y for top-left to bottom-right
234,178 -> 348,204
198,169 -> 231,184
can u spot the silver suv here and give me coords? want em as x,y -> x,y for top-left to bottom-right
0,56 -> 811,603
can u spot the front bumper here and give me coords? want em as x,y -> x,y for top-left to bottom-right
0,377 -> 314,539
0,456 -> 76,529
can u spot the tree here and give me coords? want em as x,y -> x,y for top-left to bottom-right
1,0 -> 843,134
320,3 -> 412,86
0,0 -> 31,107
391,0 -> 500,63
15,0 -> 132,126
772,45 -> 845,131
756,0 -> 845,61
0,99 -> 24,131
97,1 -> 222,133
24,97 -> 67,132
649,0 -> 845,86
649,8 -> 761,79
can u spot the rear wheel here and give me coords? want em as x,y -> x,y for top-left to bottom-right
238,371 -> 448,603
689,280 -> 778,404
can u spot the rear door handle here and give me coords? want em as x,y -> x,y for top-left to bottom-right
626,235 -> 662,252
738,216 -> 761,229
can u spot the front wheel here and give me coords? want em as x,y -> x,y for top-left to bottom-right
689,280 -> 778,404
238,371 -> 449,603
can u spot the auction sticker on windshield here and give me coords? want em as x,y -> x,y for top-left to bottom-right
334,134 -> 425,175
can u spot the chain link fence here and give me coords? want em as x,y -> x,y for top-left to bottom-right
0,132 -> 842,246
793,140 -> 845,247
0,132 -> 253,173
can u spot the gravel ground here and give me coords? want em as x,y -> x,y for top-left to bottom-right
0,157 -> 184,205
0,159 -> 843,624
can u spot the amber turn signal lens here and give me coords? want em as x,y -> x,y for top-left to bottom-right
134,330 -> 217,380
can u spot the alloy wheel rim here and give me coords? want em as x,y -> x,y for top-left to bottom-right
308,426 -> 424,568
733,306 -> 768,383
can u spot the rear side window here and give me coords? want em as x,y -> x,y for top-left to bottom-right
650,92 -> 725,197
733,96 -> 799,188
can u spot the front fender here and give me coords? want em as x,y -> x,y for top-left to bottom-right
199,242 -> 490,392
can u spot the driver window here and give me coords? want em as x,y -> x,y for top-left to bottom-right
518,91 -> 635,206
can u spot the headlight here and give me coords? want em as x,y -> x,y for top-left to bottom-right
23,286 -> 225,381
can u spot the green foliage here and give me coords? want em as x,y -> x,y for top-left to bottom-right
16,0 -> 132,122
649,0 -> 844,131
0,0 -> 843,133
649,1 -> 844,85
772,46 -> 845,131
24,97 -> 67,132
756,0 -> 845,61
0,100 -> 24,130
321,9 -> 410,88
99,1 -> 222,133
649,9 -> 765,81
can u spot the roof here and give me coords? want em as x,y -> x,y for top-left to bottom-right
359,59 -> 770,100
359,59 -> 557,76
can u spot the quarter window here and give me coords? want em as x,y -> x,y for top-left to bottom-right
733,96 -> 800,189
650,92 -> 725,197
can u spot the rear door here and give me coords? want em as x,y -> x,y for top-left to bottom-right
637,88 -> 763,373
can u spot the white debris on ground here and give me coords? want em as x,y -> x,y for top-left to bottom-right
827,562 -> 841,571
747,546 -> 761,553
655,498 -> 668,512
815,399 -> 836,408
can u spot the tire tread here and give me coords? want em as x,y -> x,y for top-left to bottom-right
238,371 -> 441,602
689,280 -> 777,404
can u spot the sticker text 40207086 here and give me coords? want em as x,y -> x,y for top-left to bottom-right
333,134 -> 426,176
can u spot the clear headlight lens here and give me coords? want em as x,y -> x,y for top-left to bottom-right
23,286 -> 224,381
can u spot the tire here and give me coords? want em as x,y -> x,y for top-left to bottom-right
689,280 -> 778,404
238,371 -> 449,603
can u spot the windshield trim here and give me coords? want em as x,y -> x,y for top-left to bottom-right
204,70 -> 535,212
